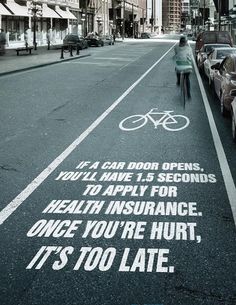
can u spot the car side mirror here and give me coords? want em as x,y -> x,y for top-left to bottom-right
207,51 -> 213,57
211,62 -> 220,70
230,89 -> 236,97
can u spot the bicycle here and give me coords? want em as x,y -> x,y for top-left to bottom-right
180,71 -> 188,108
119,108 -> 190,131
176,60 -> 192,108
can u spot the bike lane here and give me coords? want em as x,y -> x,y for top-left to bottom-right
0,44 -> 236,305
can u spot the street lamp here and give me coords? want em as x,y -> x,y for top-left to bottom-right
96,16 -> 102,35
109,20 -> 113,35
81,13 -> 86,36
28,1 -> 43,50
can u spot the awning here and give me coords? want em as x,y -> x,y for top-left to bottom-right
0,3 -> 12,15
42,4 -> 61,19
124,3 -> 137,12
55,6 -> 70,19
66,9 -> 77,20
5,0 -> 28,17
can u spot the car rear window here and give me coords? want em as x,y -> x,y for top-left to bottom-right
216,49 -> 236,59
218,32 -> 231,43
203,32 -> 217,43
202,32 -> 231,44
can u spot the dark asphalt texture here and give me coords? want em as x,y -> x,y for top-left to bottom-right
0,41 -> 236,305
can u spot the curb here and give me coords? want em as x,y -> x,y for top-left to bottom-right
0,53 -> 91,77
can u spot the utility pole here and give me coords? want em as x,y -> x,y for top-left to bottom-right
112,0 -> 116,35
122,0 -> 125,39
132,3 -> 134,38
218,0 -> 221,31
142,7 -> 144,33
85,0 -> 88,36
203,0 -> 205,29
151,0 -> 154,32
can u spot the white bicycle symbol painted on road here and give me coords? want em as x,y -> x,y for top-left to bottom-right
119,108 -> 190,132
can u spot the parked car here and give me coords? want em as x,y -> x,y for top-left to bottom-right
196,43 -> 231,71
195,30 -> 233,58
212,54 -> 236,116
229,89 -> 236,142
63,34 -> 88,50
204,47 -> 236,85
86,34 -> 104,47
101,35 -> 114,45
140,32 -> 151,39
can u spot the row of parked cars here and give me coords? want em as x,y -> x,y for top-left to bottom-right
195,30 -> 236,142
63,33 -> 115,49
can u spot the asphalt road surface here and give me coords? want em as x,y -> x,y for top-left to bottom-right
0,39 -> 236,305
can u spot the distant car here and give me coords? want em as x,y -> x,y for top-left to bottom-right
63,34 -> 88,50
101,35 -> 114,45
204,47 -> 236,85
86,34 -> 104,47
230,89 -> 236,142
140,32 -> 151,39
196,43 -> 231,71
187,33 -> 193,40
212,54 -> 236,116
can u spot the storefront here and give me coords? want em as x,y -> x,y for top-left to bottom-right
0,0 -> 78,48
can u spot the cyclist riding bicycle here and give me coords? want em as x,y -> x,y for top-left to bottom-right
174,35 -> 192,99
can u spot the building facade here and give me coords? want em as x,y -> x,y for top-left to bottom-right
113,0 -> 147,38
0,0 -> 147,48
162,0 -> 182,33
181,0 -> 190,29
146,0 -> 162,34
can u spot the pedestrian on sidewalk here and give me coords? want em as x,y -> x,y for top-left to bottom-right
46,31 -> 51,50
0,29 -> 6,55
24,30 -> 29,48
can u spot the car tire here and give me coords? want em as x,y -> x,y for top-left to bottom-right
208,76 -> 212,87
198,62 -> 203,74
220,95 -> 227,117
232,109 -> 236,142
212,78 -> 218,96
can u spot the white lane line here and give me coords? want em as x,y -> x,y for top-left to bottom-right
0,44 -> 175,225
193,55 -> 236,226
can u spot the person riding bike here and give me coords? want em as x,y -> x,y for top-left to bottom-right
174,35 -> 192,99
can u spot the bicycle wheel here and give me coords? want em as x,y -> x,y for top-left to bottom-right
180,73 -> 186,108
163,115 -> 190,131
119,115 -> 147,131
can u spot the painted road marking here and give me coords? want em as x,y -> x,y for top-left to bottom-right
119,108 -> 190,131
192,54 -> 236,225
0,44 -> 176,225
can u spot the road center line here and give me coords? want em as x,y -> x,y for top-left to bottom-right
192,55 -> 236,226
0,44 -> 176,225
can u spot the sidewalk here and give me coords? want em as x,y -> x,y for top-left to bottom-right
0,45 -> 91,76
0,37 -> 168,76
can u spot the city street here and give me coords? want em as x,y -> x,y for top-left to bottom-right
0,38 -> 236,305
